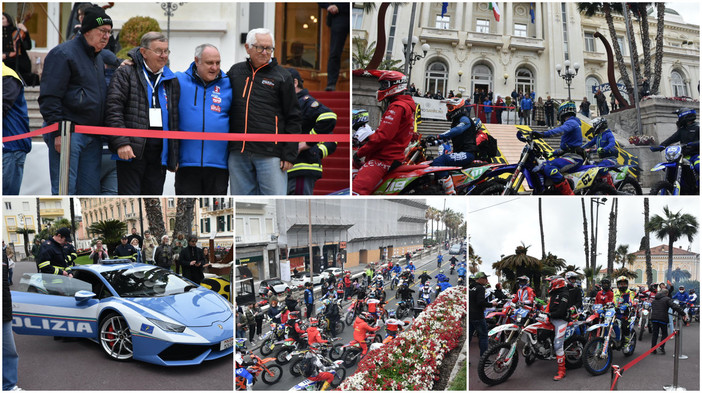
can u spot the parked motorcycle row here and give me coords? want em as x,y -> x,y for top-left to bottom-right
236,246 -> 467,390
354,126 -> 697,195
477,294 -> 695,386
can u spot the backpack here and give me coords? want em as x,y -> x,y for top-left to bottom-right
477,131 -> 499,158
300,356 -> 317,378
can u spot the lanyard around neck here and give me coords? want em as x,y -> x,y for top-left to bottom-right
143,68 -> 162,107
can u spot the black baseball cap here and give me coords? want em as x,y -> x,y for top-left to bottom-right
56,227 -> 72,242
287,68 -> 303,84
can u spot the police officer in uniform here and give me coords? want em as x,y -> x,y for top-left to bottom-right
286,68 -> 338,195
36,227 -> 72,277
114,235 -> 138,262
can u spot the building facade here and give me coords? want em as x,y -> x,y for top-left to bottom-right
630,244 -> 700,284
80,198 -> 176,237
235,199 -> 428,281
2,198 -> 75,259
353,2 -> 699,106
194,198 -> 234,251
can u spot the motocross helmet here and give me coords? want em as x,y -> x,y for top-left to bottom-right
690,289 -> 696,294
517,275 -> 530,287
361,312 -> 375,324
565,271 -> 579,282
679,285 -> 685,292
649,284 -> 658,293
444,98 -> 468,121
674,108 -> 696,128
309,317 -> 319,327
616,276 -> 629,291
288,311 -> 300,321
592,117 -> 608,134
601,278 -> 611,290
439,270 -> 445,275
376,71 -> 408,101
352,109 -> 370,131
557,101 -> 577,123
472,117 -> 483,131
549,277 -> 567,293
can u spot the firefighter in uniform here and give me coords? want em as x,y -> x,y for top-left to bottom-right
36,227 -> 72,277
63,241 -> 78,267
286,68 -> 338,195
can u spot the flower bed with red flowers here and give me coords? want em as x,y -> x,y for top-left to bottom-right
337,286 -> 467,390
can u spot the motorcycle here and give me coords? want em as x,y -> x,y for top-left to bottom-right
457,276 -> 466,286
637,299 -> 652,341
276,336 -> 309,365
583,303 -> 636,376
288,358 -> 346,391
450,264 -> 456,275
390,272 -> 400,291
649,143 -> 699,195
340,331 -> 383,368
478,131 -> 618,195
344,298 -> 366,326
259,320 -> 289,356
583,150 -> 642,195
236,350 -> 284,387
289,339 -> 344,377
477,310 -> 586,386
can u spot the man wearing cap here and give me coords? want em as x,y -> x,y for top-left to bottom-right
114,235 -> 138,262
227,28 -> 302,195
469,272 -> 494,356
107,31 -> 179,195
39,5 -> 113,195
36,227 -> 72,277
174,43 -> 231,195
286,68 -> 338,195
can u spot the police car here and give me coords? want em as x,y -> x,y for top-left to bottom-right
11,260 -> 234,366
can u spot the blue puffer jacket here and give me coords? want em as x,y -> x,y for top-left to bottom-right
2,64 -> 31,153
175,63 -> 231,169
543,116 -> 583,150
583,128 -> 617,158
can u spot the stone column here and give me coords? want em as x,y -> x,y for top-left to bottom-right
504,2 -> 513,36
456,3 -> 465,32
495,2 -> 504,35
536,3 -> 543,39
420,3 -> 430,28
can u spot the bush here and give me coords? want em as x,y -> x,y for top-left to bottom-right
116,16 -> 161,59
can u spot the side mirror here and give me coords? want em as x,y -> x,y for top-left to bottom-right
75,290 -> 97,303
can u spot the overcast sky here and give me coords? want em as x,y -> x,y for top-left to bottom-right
468,197 -> 699,279
666,2 -> 700,25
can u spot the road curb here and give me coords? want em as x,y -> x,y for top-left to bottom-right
446,334 -> 468,390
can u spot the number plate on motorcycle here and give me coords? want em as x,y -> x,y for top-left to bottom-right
220,337 -> 234,351
605,309 -> 615,317
517,308 -> 529,317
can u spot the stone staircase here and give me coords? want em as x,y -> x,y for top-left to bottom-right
25,86 -> 43,132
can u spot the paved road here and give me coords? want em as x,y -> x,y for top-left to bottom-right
8,260 -> 233,391
469,317 -> 699,390
249,244 -> 466,390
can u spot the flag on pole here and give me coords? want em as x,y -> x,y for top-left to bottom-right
441,2 -> 448,18
529,3 -> 535,23
489,2 -> 501,22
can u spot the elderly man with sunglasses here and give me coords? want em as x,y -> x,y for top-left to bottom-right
226,28 -> 302,195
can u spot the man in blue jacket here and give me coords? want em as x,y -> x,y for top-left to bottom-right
175,44 -> 231,194
584,117 -> 618,166
304,282 -> 315,318
39,6 -> 112,195
520,95 -> 533,126
532,101 -> 584,195
3,63 -> 31,194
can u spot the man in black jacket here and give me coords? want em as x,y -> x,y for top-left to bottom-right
565,271 -> 583,310
469,272 -> 494,356
36,227 -> 72,276
227,28 -> 302,195
39,6 -> 112,195
650,289 -> 687,354
179,236 -> 209,284
113,235 -> 138,262
286,68 -> 337,195
106,31 -> 179,195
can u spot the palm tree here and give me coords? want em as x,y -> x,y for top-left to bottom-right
173,198 -> 196,239
583,264 -> 604,289
539,198 -> 545,259
644,198 -> 653,284
541,252 -> 567,277
352,38 -> 403,70
468,244 -> 482,274
646,206 -> 699,283
606,198 -> 618,277
651,3 -> 666,94
493,244 -> 543,292
144,198 -> 166,240
563,264 -> 584,277
581,199 -> 591,287
612,267 -> 638,281
670,268 -> 691,283
88,219 -> 127,254
433,209 -> 442,241
15,227 -> 35,258
614,244 -> 636,269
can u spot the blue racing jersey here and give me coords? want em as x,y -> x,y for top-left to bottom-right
543,116 -> 583,151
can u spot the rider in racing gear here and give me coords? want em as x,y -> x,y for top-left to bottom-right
397,282 -> 415,305
546,276 -> 570,381
435,270 -> 448,283
565,271 -> 583,310
353,71 -> 416,194
595,278 -> 615,305
418,270 -> 432,285
650,108 -> 699,173
531,101 -> 584,195
512,275 -> 535,305
353,312 -> 381,355
583,117 -> 618,166
614,276 -> 634,342
419,284 -> 434,304
236,351 -> 256,391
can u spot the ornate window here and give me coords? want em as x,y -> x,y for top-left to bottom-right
515,67 -> 534,96
671,70 -> 688,97
471,64 -> 494,95
424,61 -> 449,95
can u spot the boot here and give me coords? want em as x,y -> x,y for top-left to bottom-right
321,381 -> 331,391
439,177 -> 456,195
554,179 -> 574,195
553,355 -> 566,381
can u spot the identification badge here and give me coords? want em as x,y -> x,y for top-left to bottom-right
149,108 -> 162,128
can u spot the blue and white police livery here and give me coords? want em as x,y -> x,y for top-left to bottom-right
11,261 -> 233,366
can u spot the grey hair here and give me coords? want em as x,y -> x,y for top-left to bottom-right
194,43 -> 219,59
246,28 -> 275,48
161,235 -> 169,242
140,31 -> 168,49
660,289 -> 669,296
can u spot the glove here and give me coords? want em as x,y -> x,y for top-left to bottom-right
531,131 -> 544,139
650,145 -> 665,152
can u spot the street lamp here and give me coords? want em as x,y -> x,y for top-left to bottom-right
160,2 -> 185,43
402,35 -> 430,86
555,59 -> 580,101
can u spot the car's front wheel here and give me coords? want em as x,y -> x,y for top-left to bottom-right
99,313 -> 133,361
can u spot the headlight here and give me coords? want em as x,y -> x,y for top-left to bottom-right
147,317 -> 186,333
665,145 -> 682,162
